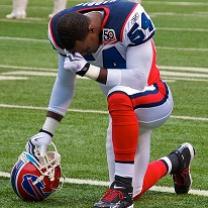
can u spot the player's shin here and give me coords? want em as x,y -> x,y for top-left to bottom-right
95,91 -> 139,207
133,160 -> 168,200
108,92 -> 139,178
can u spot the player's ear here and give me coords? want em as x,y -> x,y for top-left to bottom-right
88,25 -> 95,33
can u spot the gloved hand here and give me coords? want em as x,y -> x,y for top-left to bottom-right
25,131 -> 52,158
64,52 -> 90,76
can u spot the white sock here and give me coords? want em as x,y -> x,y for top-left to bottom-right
160,156 -> 172,174
115,163 -> 134,178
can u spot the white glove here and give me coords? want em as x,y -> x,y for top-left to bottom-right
25,132 -> 52,158
64,52 -> 90,76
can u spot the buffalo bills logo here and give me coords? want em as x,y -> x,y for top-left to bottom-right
22,174 -> 51,201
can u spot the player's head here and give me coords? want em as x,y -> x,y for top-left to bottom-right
57,13 -> 100,55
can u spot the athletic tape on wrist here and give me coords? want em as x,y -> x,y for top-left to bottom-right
42,117 -> 60,136
84,65 -> 100,80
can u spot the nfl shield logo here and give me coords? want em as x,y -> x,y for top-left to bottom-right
103,28 -> 117,44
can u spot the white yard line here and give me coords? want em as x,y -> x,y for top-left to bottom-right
0,64 -> 56,71
0,18 -> 47,24
0,36 -> 208,52
0,36 -> 48,43
0,171 -> 208,197
0,70 -> 89,80
161,71 -> 208,78
1,65 -> 208,82
144,1 -> 208,6
157,46 -> 208,52
2,69 -> 208,79
151,12 -> 208,18
162,77 -> 208,82
0,104 -> 207,122
0,68 -> 208,83
2,71 -> 58,77
157,27 -> 208,33
1,64 -> 207,73
0,76 -> 28,80
160,65 -> 208,73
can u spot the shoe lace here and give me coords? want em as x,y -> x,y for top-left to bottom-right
102,189 -> 124,202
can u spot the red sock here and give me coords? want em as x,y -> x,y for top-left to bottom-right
108,92 -> 139,162
134,160 -> 168,200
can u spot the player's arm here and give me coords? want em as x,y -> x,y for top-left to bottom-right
102,40 -> 153,88
64,40 -> 153,90
26,54 -> 76,157
73,41 -> 153,87
41,54 -> 76,131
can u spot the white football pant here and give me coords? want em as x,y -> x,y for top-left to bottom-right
106,85 -> 173,197
6,0 -> 67,19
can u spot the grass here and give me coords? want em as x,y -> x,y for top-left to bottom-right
0,0 -> 207,207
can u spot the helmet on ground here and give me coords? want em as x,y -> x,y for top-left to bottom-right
11,146 -> 61,201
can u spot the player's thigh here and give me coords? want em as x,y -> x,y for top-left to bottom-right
108,83 -> 173,129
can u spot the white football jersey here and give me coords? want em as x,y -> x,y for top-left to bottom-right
49,0 -> 155,70
47,0 -> 165,115
85,4 -> 155,69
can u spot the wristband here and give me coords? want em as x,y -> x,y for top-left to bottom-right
76,63 -> 91,76
39,129 -> 53,137
83,65 -> 100,80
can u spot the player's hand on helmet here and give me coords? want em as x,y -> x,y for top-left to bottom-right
64,52 -> 90,76
25,131 -> 52,158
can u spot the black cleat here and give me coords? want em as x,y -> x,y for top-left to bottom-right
93,176 -> 134,208
168,143 -> 195,194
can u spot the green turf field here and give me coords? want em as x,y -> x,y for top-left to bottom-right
0,0 -> 208,207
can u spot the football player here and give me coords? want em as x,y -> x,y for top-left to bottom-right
25,0 -> 195,207
6,0 -> 67,19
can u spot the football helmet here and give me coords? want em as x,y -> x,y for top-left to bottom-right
11,143 -> 62,201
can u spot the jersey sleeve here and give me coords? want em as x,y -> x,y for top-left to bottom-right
121,4 -> 156,47
106,39 -> 154,90
48,55 -> 76,116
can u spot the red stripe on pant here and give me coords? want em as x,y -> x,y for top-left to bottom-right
134,160 -> 168,200
108,92 -> 139,162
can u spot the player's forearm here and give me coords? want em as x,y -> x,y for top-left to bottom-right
85,66 -> 137,88
41,55 -> 76,136
84,66 -> 122,86
43,81 -> 73,135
